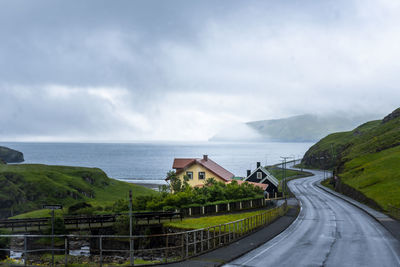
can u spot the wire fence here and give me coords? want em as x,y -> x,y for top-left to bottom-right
0,201 -> 288,266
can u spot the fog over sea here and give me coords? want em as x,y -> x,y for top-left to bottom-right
1,142 -> 313,185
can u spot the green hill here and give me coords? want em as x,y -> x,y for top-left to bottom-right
0,164 -> 157,218
209,113 -> 381,142
301,108 -> 400,211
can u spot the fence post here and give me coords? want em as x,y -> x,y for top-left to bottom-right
219,225 -> 221,245
228,224 -> 231,243
194,231 -> 197,255
99,236 -> 103,267
24,235 -> 27,267
200,231 -> 203,252
240,201 -> 242,210
181,233 -> 184,260
165,235 -> 169,263
202,206 -> 205,215
227,203 -> 230,212
185,232 -> 189,258
250,200 -> 253,208
64,236 -> 68,266
216,205 -> 218,213
207,229 -> 210,250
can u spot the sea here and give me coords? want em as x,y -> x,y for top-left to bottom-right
0,141 -> 313,185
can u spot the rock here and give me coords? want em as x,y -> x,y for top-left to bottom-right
382,108 -> 400,123
0,146 -> 24,163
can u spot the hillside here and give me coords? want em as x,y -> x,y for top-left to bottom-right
0,164 -> 157,218
209,113 -> 381,142
301,108 -> 400,211
0,146 -> 24,163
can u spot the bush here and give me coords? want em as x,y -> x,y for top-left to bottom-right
68,202 -> 93,214
0,230 -> 10,260
113,215 -> 135,235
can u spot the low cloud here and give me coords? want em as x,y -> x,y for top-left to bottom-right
1,0 -> 400,141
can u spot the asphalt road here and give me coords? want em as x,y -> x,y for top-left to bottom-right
224,169 -> 400,267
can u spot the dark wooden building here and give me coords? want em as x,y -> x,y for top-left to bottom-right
244,162 -> 279,194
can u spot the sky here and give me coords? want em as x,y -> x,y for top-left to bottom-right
1,0 -> 400,142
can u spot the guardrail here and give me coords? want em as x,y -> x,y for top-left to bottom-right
0,202 -> 288,266
388,205 -> 400,220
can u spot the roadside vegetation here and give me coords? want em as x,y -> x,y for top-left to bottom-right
164,207 -> 281,231
301,107 -> 400,212
112,172 -> 264,213
266,165 -> 312,180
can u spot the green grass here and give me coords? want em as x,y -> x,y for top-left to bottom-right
302,108 -> 400,211
340,145 -> 400,210
0,164 -> 157,218
164,208 -> 275,230
266,167 -> 310,180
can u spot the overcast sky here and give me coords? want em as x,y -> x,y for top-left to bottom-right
1,0 -> 400,142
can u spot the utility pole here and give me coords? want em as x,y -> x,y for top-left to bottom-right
281,156 -> 291,197
129,190 -> 134,266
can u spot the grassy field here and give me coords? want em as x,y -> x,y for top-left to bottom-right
0,164 -> 157,218
302,108 -> 400,211
266,166 -> 311,180
164,208 -> 278,230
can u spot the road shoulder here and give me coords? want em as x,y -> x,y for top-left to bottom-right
316,182 -> 400,241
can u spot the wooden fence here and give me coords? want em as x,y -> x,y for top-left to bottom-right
0,202 -> 288,266
0,212 -> 183,233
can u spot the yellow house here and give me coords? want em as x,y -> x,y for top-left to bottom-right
170,155 -> 234,187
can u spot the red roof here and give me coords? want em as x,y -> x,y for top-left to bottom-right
172,157 -> 234,182
173,158 -> 196,169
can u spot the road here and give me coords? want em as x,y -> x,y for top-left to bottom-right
224,169 -> 400,267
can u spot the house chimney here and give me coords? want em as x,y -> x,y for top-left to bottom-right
247,170 -> 251,177
203,155 -> 208,161
257,162 -> 261,168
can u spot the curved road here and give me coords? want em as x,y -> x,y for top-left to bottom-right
224,169 -> 400,267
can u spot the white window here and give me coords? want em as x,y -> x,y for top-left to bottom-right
257,171 -> 262,179
186,171 -> 193,180
198,172 -> 205,180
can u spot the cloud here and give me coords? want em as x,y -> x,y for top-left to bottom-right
1,0 -> 400,141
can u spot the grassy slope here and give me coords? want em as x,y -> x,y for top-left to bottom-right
164,209 -> 271,230
266,167 -> 310,180
0,164 -> 157,218
302,108 -> 400,210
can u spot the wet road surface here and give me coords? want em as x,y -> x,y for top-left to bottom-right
224,169 -> 400,267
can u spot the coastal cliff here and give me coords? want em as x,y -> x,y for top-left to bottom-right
0,146 -> 24,163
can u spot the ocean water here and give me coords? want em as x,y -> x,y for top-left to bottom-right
0,141 -> 313,184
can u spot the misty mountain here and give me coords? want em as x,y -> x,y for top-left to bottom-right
209,114 -> 382,142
